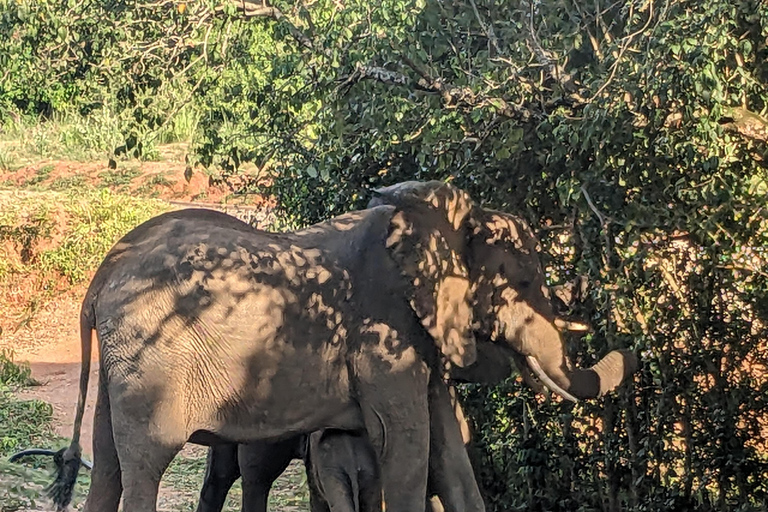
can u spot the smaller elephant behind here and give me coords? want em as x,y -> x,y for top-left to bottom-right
307,429 -> 381,512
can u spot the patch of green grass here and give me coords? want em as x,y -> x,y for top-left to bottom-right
0,203 -> 53,265
0,108 -> 124,163
161,455 -> 242,510
147,172 -> 174,188
161,453 -> 308,511
268,461 -> 309,510
0,147 -> 18,172
97,167 -> 142,188
134,172 -> 175,197
0,351 -> 37,388
157,104 -> 200,145
0,354 -> 49,457
38,188 -> 168,283
0,354 -> 89,510
0,391 -> 53,456
48,174 -> 87,191
23,165 -> 54,187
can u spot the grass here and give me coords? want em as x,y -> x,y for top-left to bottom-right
23,165 -> 54,187
0,352 -> 53,457
97,167 -> 142,188
0,187 -> 169,285
161,455 -> 309,511
0,352 -> 85,511
40,188 -> 169,283
0,351 -> 37,389
0,202 -> 53,268
0,109 -> 125,165
0,102 -> 201,169
48,174 -> 87,191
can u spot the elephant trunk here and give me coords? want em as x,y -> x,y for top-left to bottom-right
567,349 -> 638,399
516,318 -> 638,401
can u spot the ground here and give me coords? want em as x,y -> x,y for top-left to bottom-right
0,150 -> 308,511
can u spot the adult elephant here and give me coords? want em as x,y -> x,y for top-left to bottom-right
42,181 -> 636,512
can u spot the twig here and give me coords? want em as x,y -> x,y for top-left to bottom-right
468,0 -> 501,56
336,62 -> 537,122
580,185 -> 609,226
587,0 -> 655,102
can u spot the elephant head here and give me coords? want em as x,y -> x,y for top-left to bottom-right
369,180 -> 637,401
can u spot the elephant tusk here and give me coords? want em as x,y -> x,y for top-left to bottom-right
554,318 -> 590,332
525,356 -> 579,403
9,449 -> 93,470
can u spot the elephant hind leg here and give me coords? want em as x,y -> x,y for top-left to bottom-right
358,474 -> 382,512
111,398 -> 186,511
196,444 -> 240,512
118,442 -> 182,512
83,370 -> 121,512
239,438 -> 300,512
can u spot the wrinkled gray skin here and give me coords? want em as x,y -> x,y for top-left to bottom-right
196,343 -> 515,512
50,181 -> 637,512
309,429 -> 381,512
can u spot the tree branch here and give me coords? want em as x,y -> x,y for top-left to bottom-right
720,107 -> 768,143
337,63 -> 538,123
219,0 -> 314,51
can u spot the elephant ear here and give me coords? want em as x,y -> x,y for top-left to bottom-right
370,181 -> 478,367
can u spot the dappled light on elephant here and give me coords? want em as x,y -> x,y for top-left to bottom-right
371,182 -> 638,402
13,181 -> 636,512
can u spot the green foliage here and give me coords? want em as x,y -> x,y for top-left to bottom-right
2,0 -> 768,510
40,188 -> 169,283
0,351 -> 36,389
0,358 -> 89,511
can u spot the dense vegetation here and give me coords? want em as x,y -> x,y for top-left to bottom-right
2,0 -> 767,510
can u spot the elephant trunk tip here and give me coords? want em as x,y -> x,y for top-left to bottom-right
557,349 -> 639,401
47,445 -> 82,511
593,349 -> 639,397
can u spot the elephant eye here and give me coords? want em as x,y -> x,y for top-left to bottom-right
518,279 -> 532,289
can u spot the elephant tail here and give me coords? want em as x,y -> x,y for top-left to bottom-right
48,306 -> 95,510
9,449 -> 93,470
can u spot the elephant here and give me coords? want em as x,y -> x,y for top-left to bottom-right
39,180 -> 636,512
308,428 -> 381,512
195,341 -> 520,512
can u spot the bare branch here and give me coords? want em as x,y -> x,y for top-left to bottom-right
338,63 -> 537,123
524,0 -> 586,103
468,0 -> 501,56
219,0 -> 315,51
586,0 -> 656,103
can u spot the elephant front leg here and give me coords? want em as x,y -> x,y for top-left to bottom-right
427,375 -> 485,512
354,352 -> 430,511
